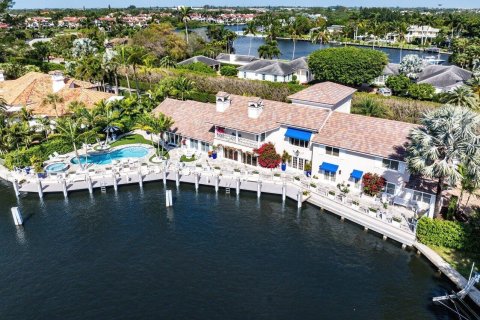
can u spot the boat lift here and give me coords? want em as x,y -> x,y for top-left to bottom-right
433,263 -> 480,320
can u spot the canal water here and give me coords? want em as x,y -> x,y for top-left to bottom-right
197,25 -> 450,63
0,179 -> 456,319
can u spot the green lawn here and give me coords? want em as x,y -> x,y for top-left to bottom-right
110,134 -> 152,147
431,245 -> 480,285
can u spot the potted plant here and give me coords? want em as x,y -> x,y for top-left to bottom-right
302,190 -> 311,201
304,162 -> 312,177
328,190 -> 336,199
211,145 -> 218,159
281,151 -> 291,172
392,216 -> 402,228
312,175 -> 319,180
368,207 -> 378,218
208,150 -> 213,158
234,168 -> 241,176
337,182 -> 350,195
214,166 -> 221,174
294,176 -> 300,181
351,200 -> 360,210
30,155 -> 45,178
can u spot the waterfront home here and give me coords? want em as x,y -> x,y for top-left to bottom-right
373,63 -> 401,86
0,71 -> 118,117
417,65 -> 472,93
152,81 -> 436,216
405,25 -> 440,44
25,17 -> 54,29
216,53 -> 258,66
58,16 -> 86,28
237,57 -> 313,84
178,56 -> 221,70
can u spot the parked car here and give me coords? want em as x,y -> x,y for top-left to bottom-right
378,87 -> 392,96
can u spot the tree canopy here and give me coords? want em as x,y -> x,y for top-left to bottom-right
308,47 -> 388,86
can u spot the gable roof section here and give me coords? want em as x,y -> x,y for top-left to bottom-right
254,61 -> 294,76
288,57 -> 308,71
417,65 -> 472,90
312,112 -> 417,160
287,81 -> 357,106
237,60 -> 275,72
178,55 -> 220,67
152,98 -> 215,143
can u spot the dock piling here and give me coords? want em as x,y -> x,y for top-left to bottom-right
236,178 -> 240,195
12,179 -> 20,197
163,170 -> 167,185
215,175 -> 219,193
297,190 -> 302,208
138,169 -> 143,188
195,173 -> 199,190
282,183 -> 286,202
37,178 -> 43,199
257,181 -> 261,198
11,207 -> 23,226
62,178 -> 68,198
165,190 -> 173,207
112,173 -> 118,191
87,175 -> 93,194
175,170 -> 180,187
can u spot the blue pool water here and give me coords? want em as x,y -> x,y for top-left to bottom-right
45,162 -> 69,173
71,146 -> 149,165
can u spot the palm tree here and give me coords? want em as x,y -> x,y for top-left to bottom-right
159,56 -> 176,69
442,86 -> 479,110
36,116 -> 52,141
355,97 -> 389,118
258,40 -> 281,60
288,17 -> 303,60
172,76 -> 195,101
456,164 -> 479,213
117,45 -> 132,94
134,113 -> 174,158
406,105 -> 480,217
54,117 -> 97,170
42,93 -> 64,118
178,6 -> 192,44
310,28 -> 330,45
127,46 -> 146,97
243,21 -> 257,56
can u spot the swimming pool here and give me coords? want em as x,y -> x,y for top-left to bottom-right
45,162 -> 69,173
71,146 -> 149,165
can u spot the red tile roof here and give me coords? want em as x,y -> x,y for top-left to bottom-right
287,81 -> 357,106
152,98 -> 215,143
312,112 -> 418,160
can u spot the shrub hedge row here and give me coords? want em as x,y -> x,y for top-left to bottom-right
416,217 -> 479,252
3,139 -> 74,169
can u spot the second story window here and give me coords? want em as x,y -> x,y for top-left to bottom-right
382,159 -> 399,171
325,146 -> 339,156
290,138 -> 309,148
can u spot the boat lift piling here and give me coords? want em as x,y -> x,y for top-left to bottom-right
11,207 -> 23,226
12,179 -> 20,198
165,190 -> 173,207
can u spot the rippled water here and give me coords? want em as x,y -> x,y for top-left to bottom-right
0,179 -> 457,319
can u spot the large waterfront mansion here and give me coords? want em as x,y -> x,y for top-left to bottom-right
153,81 -> 436,217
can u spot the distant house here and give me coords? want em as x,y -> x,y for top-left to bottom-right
216,53 -> 258,66
405,25 -> 439,44
0,71 -> 119,117
237,57 -> 312,84
58,16 -> 86,28
177,55 -> 221,71
374,63 -> 471,93
326,25 -> 344,34
417,65 -> 472,93
373,63 -> 401,86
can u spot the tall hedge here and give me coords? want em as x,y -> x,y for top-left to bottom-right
308,47 -> 388,86
416,217 -> 479,252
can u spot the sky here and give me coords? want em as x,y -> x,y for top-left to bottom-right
11,0 -> 480,9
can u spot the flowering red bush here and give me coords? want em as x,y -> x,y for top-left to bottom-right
254,142 -> 281,169
362,173 -> 386,196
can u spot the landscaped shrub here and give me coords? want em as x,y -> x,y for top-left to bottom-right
407,83 -> 436,101
362,172 -> 386,196
220,65 -> 238,77
308,47 -> 388,86
177,62 -> 216,74
254,142 -> 281,169
3,138 -> 74,169
385,75 -> 411,96
416,217 -> 479,252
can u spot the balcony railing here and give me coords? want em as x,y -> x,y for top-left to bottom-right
216,133 -> 258,148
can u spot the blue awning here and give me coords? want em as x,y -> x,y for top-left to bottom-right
350,170 -> 363,180
285,127 -> 312,141
319,162 -> 339,173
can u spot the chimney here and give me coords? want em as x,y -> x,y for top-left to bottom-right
248,98 -> 264,119
0,70 -> 4,82
50,71 -> 65,93
216,92 -> 231,112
